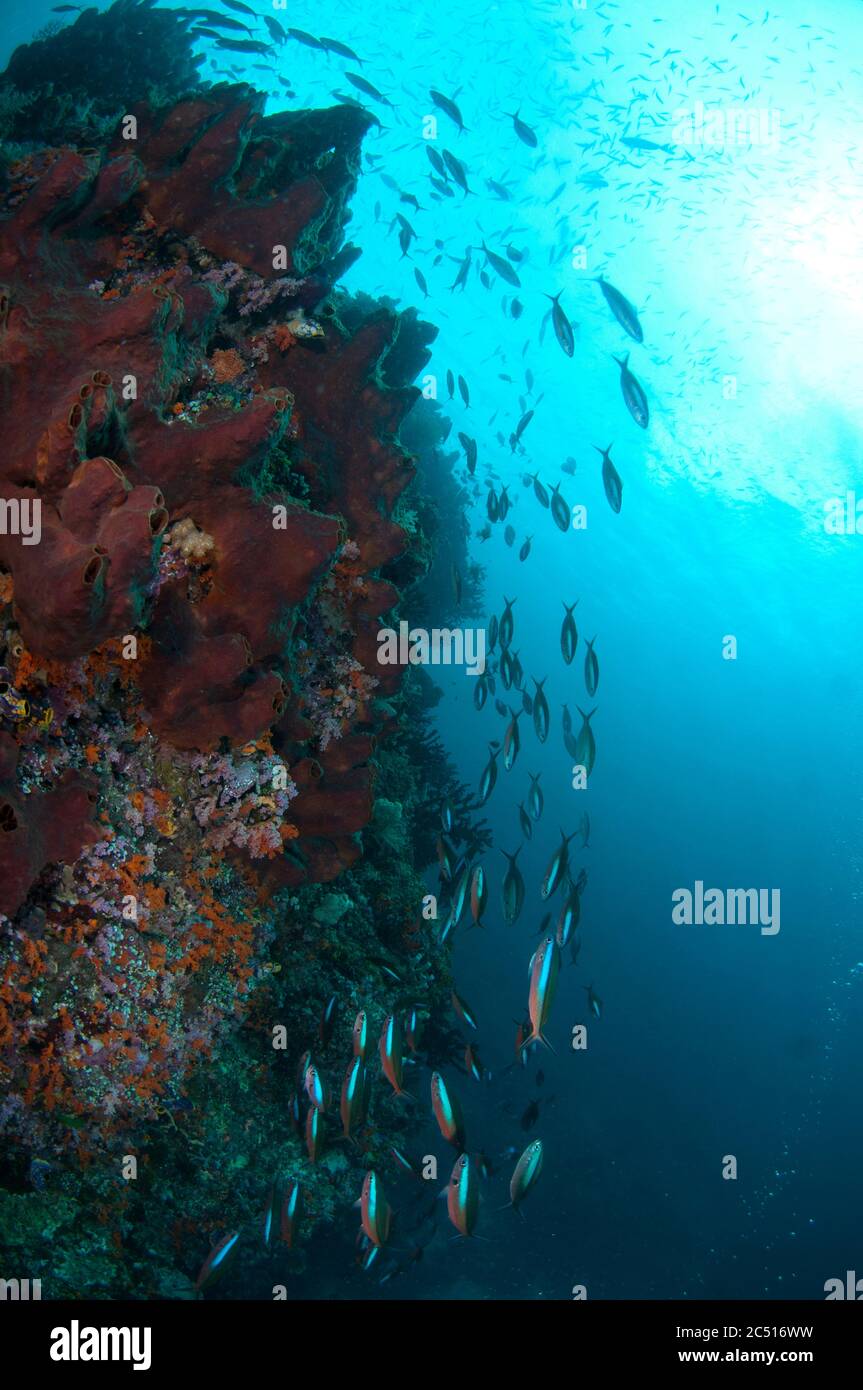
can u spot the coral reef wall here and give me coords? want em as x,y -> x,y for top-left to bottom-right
0,2 -> 476,1297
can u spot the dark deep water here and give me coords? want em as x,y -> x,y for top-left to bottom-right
2,0 -> 862,1305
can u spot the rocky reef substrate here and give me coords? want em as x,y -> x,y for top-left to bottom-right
0,2 -> 481,1297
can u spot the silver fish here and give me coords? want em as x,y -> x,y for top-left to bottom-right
503,708 -> 522,771
561,602 -> 578,664
529,473 -> 549,508
596,444 -> 623,514
584,639 -> 599,697
574,706 -> 597,776
613,353 -> 649,429
478,745 -> 499,804
500,648 -> 513,690
532,678 -> 549,743
595,276 -> 643,342
501,848 -> 526,923
527,772 -> 543,821
541,829 -> 577,900
545,291 -> 574,357
549,483 -> 570,533
482,241 -> 521,288
499,597 -> 516,650
555,881 -> 581,948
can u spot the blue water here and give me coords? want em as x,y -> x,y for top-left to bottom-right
7,0 -> 862,1300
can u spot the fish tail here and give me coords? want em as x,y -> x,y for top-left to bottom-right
521,1028 -> 555,1054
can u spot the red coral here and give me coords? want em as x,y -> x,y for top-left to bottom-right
0,85 -> 433,900
0,733 -> 100,917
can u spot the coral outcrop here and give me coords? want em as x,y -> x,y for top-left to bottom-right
0,0 -> 481,1300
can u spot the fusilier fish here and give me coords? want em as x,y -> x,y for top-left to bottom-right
379,1014 -> 410,1098
545,291 -> 575,357
525,936 -> 561,1050
448,861 -> 472,931
561,601 -> 578,664
555,882 -> 581,948
585,984 -> 603,1019
319,994 -> 337,1047
346,72 -> 392,105
503,707 -> 521,770
443,149 -> 470,195
562,704 -> 579,760
518,802 -> 533,840
575,706 -> 597,776
541,829 -> 577,900
304,1062 -> 330,1112
508,1139 -> 544,1211
359,1170 -> 393,1247
195,1230 -> 240,1293
280,1181 -> 303,1248
458,432 -> 478,473
584,638 -> 599,696
470,864 -> 488,924
511,408 -> 534,451
447,1153 -> 480,1237
507,109 -> 538,147
501,847 -> 526,923
478,745 -> 499,804
431,1072 -> 466,1148
596,444 -> 623,513
613,353 -> 649,428
430,89 -> 467,132
499,596 -> 516,649
353,1009 -> 368,1059
527,771 -> 543,821
549,483 -> 570,533
532,678 -> 550,743
500,648 -> 514,689
595,276 -> 643,342
305,1105 -> 325,1162
451,989 -> 478,1030
482,241 -> 521,288
318,36 -> 363,63
527,474 -> 548,510
341,1056 -> 368,1139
